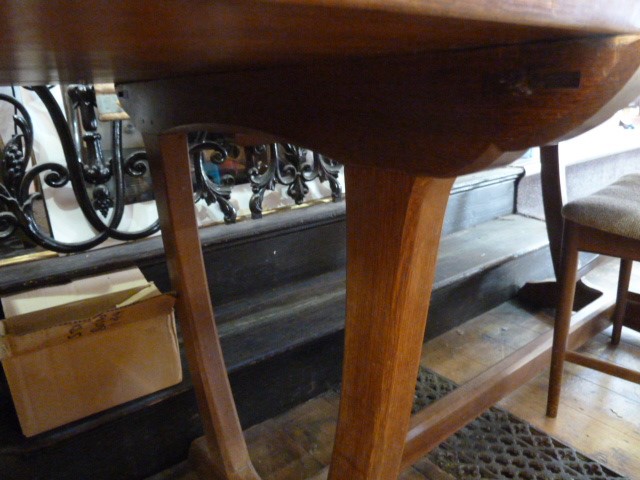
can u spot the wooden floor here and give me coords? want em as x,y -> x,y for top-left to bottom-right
151,259 -> 640,480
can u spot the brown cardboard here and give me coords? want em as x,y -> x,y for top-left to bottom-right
0,283 -> 181,437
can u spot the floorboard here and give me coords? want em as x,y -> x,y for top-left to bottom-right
424,259 -> 640,479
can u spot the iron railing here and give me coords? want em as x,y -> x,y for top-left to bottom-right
0,85 -> 342,255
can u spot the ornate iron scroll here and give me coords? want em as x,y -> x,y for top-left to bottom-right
247,143 -> 342,219
0,85 -> 343,255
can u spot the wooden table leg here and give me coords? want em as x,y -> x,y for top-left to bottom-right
328,166 -> 454,480
540,144 -> 567,278
145,133 -> 260,480
517,144 -> 603,310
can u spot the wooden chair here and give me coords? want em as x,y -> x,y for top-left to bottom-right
546,174 -> 640,418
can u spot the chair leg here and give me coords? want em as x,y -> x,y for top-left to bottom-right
546,221 -> 580,418
611,259 -> 633,346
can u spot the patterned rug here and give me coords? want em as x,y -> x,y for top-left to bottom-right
413,368 -> 627,480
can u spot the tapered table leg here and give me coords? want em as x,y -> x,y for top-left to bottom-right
329,165 -> 454,479
145,133 -> 260,480
517,144 -> 603,311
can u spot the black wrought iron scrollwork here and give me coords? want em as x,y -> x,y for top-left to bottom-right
190,132 -> 238,224
247,143 -> 343,219
247,144 -> 277,220
314,152 -> 342,201
0,92 -> 80,251
279,144 -> 314,204
0,86 -> 160,253
0,84 -> 343,256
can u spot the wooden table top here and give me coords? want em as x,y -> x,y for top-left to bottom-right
1,0 -> 640,85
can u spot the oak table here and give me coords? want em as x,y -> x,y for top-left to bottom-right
3,2 -> 640,479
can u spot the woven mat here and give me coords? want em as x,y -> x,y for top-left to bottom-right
413,367 -> 627,480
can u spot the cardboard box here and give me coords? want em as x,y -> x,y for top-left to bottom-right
0,281 -> 181,437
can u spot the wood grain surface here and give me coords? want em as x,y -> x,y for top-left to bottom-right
1,1 -> 639,84
145,133 -> 260,480
329,165 -> 453,479
121,35 -> 640,177
403,292 -> 614,469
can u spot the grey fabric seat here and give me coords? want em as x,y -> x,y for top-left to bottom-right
562,174 -> 640,241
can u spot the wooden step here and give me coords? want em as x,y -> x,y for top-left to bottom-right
0,212 -> 554,479
0,167 -> 541,479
